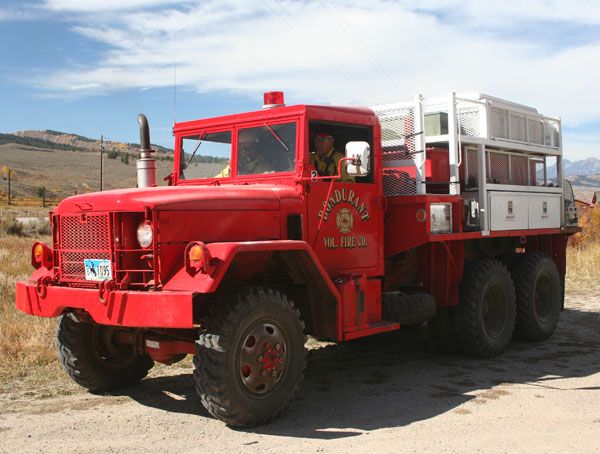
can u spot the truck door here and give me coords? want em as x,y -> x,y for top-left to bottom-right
305,124 -> 381,275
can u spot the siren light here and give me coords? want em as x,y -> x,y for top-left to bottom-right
263,91 -> 285,109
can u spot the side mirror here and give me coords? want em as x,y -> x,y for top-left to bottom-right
345,141 -> 370,176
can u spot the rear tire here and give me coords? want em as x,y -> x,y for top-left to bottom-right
193,287 -> 306,427
56,314 -> 153,393
511,252 -> 561,341
454,259 -> 516,358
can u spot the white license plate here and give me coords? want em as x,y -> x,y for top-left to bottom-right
83,259 -> 112,281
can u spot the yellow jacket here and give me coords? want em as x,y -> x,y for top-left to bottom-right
310,148 -> 354,182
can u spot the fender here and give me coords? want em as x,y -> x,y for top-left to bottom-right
162,240 -> 343,339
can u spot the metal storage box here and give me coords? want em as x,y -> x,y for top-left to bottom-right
488,192 -> 529,231
528,194 -> 561,229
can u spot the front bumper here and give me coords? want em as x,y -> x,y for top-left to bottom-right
15,280 -> 195,328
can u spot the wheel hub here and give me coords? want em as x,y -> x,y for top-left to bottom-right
482,283 -> 508,338
239,322 -> 287,395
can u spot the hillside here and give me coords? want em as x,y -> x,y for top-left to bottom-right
9,130 -> 173,155
0,128 -> 237,206
0,143 -> 171,202
0,140 -> 229,205
567,174 -> 600,188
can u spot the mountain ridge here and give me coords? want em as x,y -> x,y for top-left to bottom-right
562,157 -> 600,177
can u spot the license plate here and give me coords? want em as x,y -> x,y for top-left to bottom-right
84,259 -> 112,281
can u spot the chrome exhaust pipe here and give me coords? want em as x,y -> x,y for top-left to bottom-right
136,114 -> 156,188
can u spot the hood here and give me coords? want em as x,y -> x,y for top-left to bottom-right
55,184 -> 299,214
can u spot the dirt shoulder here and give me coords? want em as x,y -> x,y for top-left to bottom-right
1,291 -> 599,453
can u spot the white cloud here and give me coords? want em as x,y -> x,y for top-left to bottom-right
23,0 -> 600,158
42,0 -> 185,12
0,4 -> 48,21
413,0 -> 600,26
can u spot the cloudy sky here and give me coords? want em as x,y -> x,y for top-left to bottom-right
1,0 -> 599,159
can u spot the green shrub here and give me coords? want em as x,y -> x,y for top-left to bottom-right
27,220 -> 51,236
2,216 -> 25,236
1,217 -> 51,237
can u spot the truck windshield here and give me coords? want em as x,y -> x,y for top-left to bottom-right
178,122 -> 296,180
237,123 -> 296,175
179,131 -> 232,180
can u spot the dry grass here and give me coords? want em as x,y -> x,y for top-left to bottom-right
566,241 -> 600,296
566,206 -> 600,294
0,234 -> 80,397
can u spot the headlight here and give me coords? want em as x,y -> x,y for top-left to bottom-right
430,203 -> 452,234
137,222 -> 153,248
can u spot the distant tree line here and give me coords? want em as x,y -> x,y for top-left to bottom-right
186,154 -> 229,164
43,129 -> 96,143
0,133 -> 177,164
0,133 -> 86,152
105,150 -> 173,163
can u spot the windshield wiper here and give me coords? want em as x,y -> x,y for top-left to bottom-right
185,132 -> 207,167
263,123 -> 290,152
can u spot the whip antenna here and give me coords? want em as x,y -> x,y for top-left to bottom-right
172,28 -> 177,133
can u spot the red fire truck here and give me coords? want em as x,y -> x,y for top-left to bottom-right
16,91 -> 579,426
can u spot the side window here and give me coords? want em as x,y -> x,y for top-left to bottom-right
180,131 -> 231,179
308,122 -> 373,183
237,123 -> 296,175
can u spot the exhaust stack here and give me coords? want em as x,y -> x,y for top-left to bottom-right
136,114 -> 157,188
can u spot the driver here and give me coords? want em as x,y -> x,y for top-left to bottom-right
237,130 -> 273,175
310,132 -> 354,182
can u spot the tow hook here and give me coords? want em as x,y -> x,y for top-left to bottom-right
98,279 -> 116,304
35,276 -> 52,299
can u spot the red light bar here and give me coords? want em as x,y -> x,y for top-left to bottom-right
263,91 -> 285,109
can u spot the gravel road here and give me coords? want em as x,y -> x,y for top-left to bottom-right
1,292 -> 599,454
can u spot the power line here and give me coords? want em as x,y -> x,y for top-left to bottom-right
321,0 -> 404,98
263,0 -> 375,100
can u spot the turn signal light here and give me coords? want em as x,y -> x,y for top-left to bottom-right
185,241 -> 211,275
189,244 -> 204,262
31,242 -> 53,270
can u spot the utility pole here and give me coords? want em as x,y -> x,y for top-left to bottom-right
100,135 -> 104,191
1,165 -> 15,206
7,169 -> 12,205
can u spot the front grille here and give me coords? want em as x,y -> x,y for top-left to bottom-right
58,213 -> 111,283
60,214 -> 110,250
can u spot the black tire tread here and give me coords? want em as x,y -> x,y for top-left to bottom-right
454,259 -> 516,358
56,315 -> 153,393
193,287 -> 306,427
511,252 -> 561,341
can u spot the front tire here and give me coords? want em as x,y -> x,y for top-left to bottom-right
194,287 -> 306,427
56,314 -> 153,393
454,259 -> 516,358
511,252 -> 561,341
